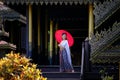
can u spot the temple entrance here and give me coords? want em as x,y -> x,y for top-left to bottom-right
6,4 -> 88,65
31,4 -> 88,65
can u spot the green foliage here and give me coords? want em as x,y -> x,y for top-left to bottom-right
99,68 -> 113,80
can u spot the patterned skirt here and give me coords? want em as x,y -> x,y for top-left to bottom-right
59,49 -> 74,72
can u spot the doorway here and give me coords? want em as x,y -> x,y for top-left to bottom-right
32,4 -> 88,65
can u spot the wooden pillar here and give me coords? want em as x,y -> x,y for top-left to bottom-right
21,26 -> 26,49
26,6 -> 29,57
37,6 -> 40,54
10,22 -> 13,43
55,23 -> 58,55
55,23 -> 58,64
28,4 -> 32,58
49,20 -> 53,65
88,4 -> 94,40
45,9 -> 48,54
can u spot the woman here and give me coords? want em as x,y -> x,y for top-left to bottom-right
58,33 -> 74,72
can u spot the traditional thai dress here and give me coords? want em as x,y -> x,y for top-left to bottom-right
59,40 -> 74,72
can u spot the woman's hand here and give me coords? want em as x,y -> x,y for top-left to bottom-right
58,44 -> 60,47
58,44 -> 64,51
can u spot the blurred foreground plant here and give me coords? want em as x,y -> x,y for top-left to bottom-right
0,51 -> 47,80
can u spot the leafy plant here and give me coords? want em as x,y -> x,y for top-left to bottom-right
0,51 -> 47,80
99,68 -> 113,80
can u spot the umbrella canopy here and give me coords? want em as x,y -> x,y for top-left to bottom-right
55,30 -> 74,47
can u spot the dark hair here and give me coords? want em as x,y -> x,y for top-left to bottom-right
62,33 -> 67,40
62,33 -> 67,36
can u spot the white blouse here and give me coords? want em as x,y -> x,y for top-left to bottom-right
59,40 -> 72,65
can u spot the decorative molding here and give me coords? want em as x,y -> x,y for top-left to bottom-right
89,21 -> 120,55
91,56 -> 120,63
91,51 -> 120,63
91,44 -> 120,63
105,45 -> 120,52
93,0 -> 120,28
0,3 -> 26,23
0,0 -> 95,5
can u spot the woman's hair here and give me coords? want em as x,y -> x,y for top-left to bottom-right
62,33 -> 67,36
62,33 -> 67,40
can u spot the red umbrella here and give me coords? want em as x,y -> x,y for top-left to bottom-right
55,30 -> 74,47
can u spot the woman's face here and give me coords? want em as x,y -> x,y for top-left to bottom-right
62,34 -> 67,40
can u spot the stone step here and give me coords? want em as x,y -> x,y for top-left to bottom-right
42,72 -> 118,80
47,78 -> 80,80
43,72 -> 80,78
38,65 -> 80,72
42,72 -> 102,80
38,65 -> 118,80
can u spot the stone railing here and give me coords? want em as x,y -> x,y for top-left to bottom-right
93,0 -> 120,28
89,21 -> 120,54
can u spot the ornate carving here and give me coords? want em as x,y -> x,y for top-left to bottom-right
0,3 -> 26,23
1,0 -> 94,5
93,0 -> 120,28
105,45 -> 120,51
89,21 -> 120,54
